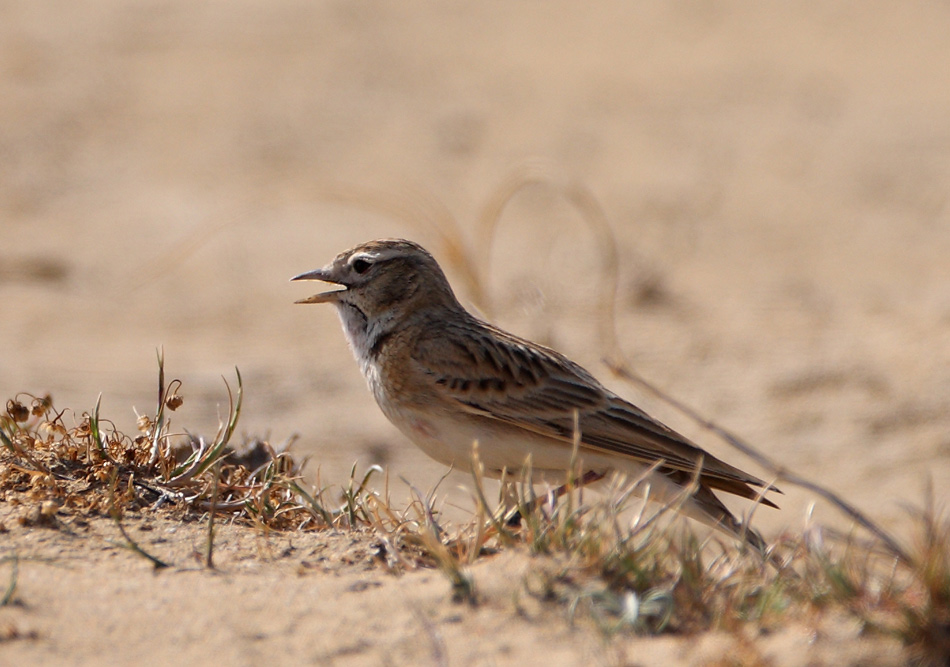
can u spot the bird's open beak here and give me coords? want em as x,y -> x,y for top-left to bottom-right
291,268 -> 346,304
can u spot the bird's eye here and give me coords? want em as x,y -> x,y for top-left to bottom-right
352,258 -> 372,274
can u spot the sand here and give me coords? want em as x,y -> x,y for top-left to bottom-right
1,1 -> 948,664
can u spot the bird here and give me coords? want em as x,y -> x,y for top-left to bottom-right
292,238 -> 777,550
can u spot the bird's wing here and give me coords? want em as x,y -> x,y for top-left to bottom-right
411,319 -> 776,502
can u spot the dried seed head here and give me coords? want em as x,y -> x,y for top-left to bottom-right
41,421 -> 67,436
136,414 -> 153,433
40,500 -> 60,517
31,395 -> 52,417
165,394 -> 183,411
93,462 -> 115,482
6,400 -> 29,423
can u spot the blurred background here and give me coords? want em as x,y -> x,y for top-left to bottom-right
2,1 -> 949,536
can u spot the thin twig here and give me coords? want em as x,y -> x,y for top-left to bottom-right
108,469 -> 170,569
206,460 -> 221,569
1,555 -> 18,606
604,359 -> 911,565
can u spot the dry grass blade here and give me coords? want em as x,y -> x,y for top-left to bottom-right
0,423 -> 15,455
110,517 -> 171,570
164,369 -> 242,494
282,479 -> 334,526
149,347 -> 169,465
1,555 -> 19,606
342,463 -> 384,527
108,469 -> 170,570
206,460 -> 222,569
88,394 -> 115,464
192,368 -> 243,478
467,443 -> 516,544
308,182 -> 484,305
405,482 -> 477,605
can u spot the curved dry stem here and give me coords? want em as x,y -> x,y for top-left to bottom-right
307,182 -> 483,305
475,162 -> 620,356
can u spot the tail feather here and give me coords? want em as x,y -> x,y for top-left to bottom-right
676,480 -> 768,553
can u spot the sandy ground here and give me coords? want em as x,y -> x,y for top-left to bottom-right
2,1 -> 949,664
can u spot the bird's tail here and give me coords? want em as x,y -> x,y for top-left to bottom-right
680,482 -> 769,555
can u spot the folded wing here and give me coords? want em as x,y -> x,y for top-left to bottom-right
412,318 -> 778,506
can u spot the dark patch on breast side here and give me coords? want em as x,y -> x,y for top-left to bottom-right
369,329 -> 396,359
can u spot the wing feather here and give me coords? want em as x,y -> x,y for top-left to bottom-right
412,317 -> 778,505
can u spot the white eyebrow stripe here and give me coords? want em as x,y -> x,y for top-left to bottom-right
354,248 -> 405,263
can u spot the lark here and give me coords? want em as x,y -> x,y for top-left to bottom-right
293,239 -> 777,549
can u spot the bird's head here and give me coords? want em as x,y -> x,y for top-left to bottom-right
292,238 -> 459,318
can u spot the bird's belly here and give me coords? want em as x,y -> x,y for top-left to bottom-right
383,407 -> 652,486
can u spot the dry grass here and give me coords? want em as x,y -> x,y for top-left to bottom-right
1,357 -> 948,664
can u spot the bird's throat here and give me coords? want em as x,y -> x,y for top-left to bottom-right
335,303 -> 397,373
